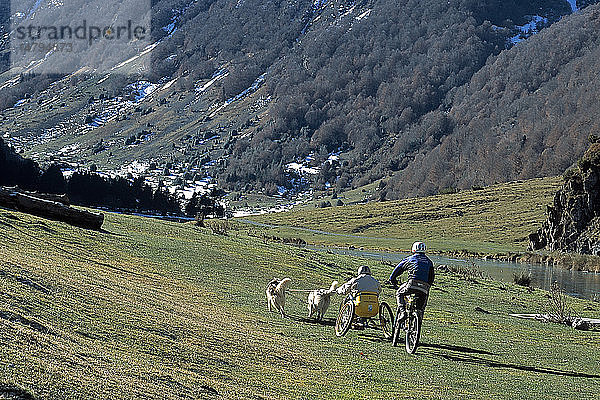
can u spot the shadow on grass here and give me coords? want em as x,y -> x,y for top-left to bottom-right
289,315 -> 336,327
33,221 -> 57,234
2,216 -> 157,279
420,342 -> 496,356
357,330 -> 391,344
424,347 -> 600,379
0,384 -> 36,400
99,228 -> 126,237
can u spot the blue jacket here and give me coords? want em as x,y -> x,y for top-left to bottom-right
389,253 -> 434,287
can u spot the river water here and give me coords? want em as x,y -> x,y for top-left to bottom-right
309,247 -> 600,301
240,219 -> 600,300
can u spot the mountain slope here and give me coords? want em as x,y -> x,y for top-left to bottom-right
1,0 -> 598,200
386,4 -> 600,197
249,176 -> 562,254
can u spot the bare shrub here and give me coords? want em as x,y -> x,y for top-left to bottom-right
513,269 -> 531,287
260,234 -> 306,246
441,263 -> 488,283
207,220 -> 229,236
546,282 -> 572,324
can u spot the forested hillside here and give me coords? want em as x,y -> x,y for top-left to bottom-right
0,138 -> 184,215
386,4 -> 600,197
215,0 -> 577,193
1,0 -> 599,199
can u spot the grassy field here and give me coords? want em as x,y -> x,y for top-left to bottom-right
248,177 -> 563,254
1,206 -> 600,399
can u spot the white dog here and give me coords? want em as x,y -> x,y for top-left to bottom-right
307,280 -> 339,321
266,278 -> 292,318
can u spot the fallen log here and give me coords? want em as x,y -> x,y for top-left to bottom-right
3,186 -> 71,205
0,187 -> 103,230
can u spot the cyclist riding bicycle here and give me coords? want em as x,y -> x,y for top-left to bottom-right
387,241 -> 435,321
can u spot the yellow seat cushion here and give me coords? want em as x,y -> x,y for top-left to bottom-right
354,292 -> 379,318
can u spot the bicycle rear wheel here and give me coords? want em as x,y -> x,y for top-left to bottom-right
335,301 -> 354,337
405,310 -> 422,354
392,308 -> 403,347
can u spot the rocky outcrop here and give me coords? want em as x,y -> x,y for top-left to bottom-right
529,143 -> 600,254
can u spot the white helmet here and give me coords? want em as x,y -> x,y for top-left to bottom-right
412,241 -> 426,253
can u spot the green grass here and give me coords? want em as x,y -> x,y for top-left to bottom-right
2,206 -> 600,399
248,177 -> 562,254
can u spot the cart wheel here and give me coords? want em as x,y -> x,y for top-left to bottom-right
335,301 -> 354,337
378,302 -> 394,340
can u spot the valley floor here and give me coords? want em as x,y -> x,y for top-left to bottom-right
1,208 -> 600,399
249,177 -> 563,255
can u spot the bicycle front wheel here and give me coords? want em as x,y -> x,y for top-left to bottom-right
405,310 -> 422,354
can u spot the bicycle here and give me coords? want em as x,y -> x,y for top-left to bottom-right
392,292 -> 424,354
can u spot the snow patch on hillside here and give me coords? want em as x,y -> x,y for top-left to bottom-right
209,72 -> 266,116
340,5 -> 356,19
286,153 -> 322,176
112,42 -> 159,70
162,0 -> 199,37
566,0 -> 578,13
127,81 -> 158,102
26,0 -> 44,20
355,9 -> 371,21
162,21 -> 176,35
313,0 -> 328,12
196,68 -> 229,93
226,73 -> 266,104
116,160 -> 150,176
326,151 -> 340,164
286,162 -> 319,175
161,77 -> 178,91
510,15 -> 548,45
0,76 -> 21,91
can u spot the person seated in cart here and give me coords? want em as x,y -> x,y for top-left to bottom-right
337,265 -> 382,296
337,266 -> 382,326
